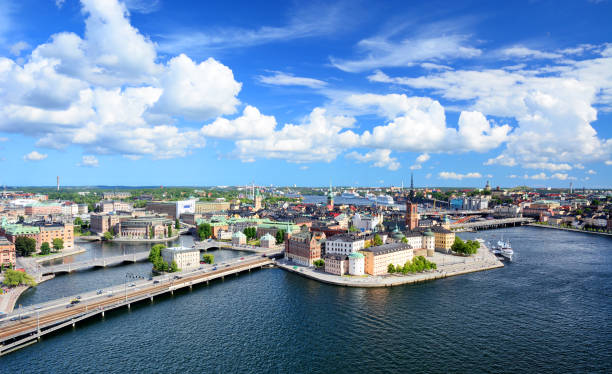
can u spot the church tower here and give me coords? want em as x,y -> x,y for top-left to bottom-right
326,183 -> 334,211
405,173 -> 419,231
254,189 -> 262,211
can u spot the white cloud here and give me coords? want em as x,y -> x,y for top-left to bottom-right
346,149 -> 400,171
200,105 -> 276,140
484,154 -> 517,167
10,41 -> 29,56
587,169 -> 596,175
78,155 -> 99,167
523,162 -> 573,171
0,137 -> 7,142
258,72 -> 327,89
23,151 -> 47,161
527,172 -> 548,180
500,45 -> 562,60
332,33 -> 480,72
606,160 -> 612,165
438,171 -> 482,180
416,153 -> 430,163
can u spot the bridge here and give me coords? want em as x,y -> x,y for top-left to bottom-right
451,217 -> 534,231
38,252 -> 150,276
0,255 -> 274,356
194,240 -> 284,254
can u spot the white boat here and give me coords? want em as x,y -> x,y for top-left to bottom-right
341,191 -> 360,198
372,194 -> 394,205
492,238 -> 513,261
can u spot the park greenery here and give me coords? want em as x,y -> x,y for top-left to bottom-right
148,244 -> 180,273
15,236 -> 36,256
243,227 -> 257,240
197,223 -> 212,240
103,231 -> 113,241
373,234 -> 383,246
313,259 -> 325,268
167,224 -> 173,238
40,242 -> 51,255
3,269 -> 37,287
275,229 -> 286,244
202,254 -> 214,264
52,238 -> 64,251
451,237 -> 480,255
387,256 -> 437,274
175,219 -> 180,229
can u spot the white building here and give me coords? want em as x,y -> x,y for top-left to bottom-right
348,252 -> 365,276
403,232 -> 423,249
260,233 -> 276,248
176,199 -> 197,217
232,231 -> 247,245
325,234 -> 364,255
351,213 -> 383,232
161,247 -> 200,271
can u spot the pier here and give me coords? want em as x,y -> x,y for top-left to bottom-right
452,217 -> 534,231
0,255 -> 273,356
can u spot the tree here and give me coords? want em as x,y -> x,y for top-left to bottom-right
149,229 -> 154,239
110,227 -> 115,236
275,229 -> 286,244
451,237 -> 479,255
175,219 -> 180,229
401,237 -> 408,244
197,223 -> 212,240
167,225 -> 173,238
40,242 -> 51,255
103,231 -> 113,241
149,244 -> 166,262
373,234 -> 383,246
202,254 -> 214,264
15,237 -> 36,257
3,269 -> 37,287
52,238 -> 64,252
74,217 -> 83,227
313,259 -> 325,268
243,227 -> 257,240
170,260 -> 179,273
388,263 -> 395,273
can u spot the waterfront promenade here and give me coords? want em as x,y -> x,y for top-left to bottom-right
526,223 -> 612,237
277,246 -> 503,287
0,255 -> 273,356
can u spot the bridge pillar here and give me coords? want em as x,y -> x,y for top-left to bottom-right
222,276 -> 224,280
72,321 -> 75,327
127,303 -> 130,309
206,280 -> 209,285
171,290 -> 173,295
102,311 -> 105,317
189,285 -> 192,290
150,296 -> 153,302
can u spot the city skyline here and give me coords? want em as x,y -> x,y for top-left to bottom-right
0,0 -> 612,187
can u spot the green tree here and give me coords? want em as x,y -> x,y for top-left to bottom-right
202,254 -> 214,264
40,242 -> 51,255
313,259 -> 325,268
15,237 -> 36,256
110,227 -> 115,236
349,226 -> 359,232
149,244 -> 166,262
52,238 -> 64,252
74,217 -> 83,227
275,229 -> 286,244
3,269 -> 37,287
243,227 -> 257,240
167,225 -> 173,238
373,234 -> 383,246
197,223 -> 212,240
175,219 -> 180,229
387,263 -> 395,273
149,229 -> 154,239
401,237 -> 408,244
170,260 -> 179,273
451,237 -> 479,255
103,231 -> 113,241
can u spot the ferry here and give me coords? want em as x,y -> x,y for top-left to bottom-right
369,194 -> 395,205
341,191 -> 360,198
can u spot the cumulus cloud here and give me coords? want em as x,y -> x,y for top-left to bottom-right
499,45 -> 562,60
587,169 -> 596,174
200,106 -> 276,140
523,172 -> 575,180
258,71 -> 327,89
368,48 -> 612,168
0,0 -> 242,160
78,155 -> 99,167
24,151 -> 48,161
346,149 -> 400,171
10,41 -> 29,56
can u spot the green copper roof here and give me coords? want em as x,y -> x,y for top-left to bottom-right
349,252 -> 364,259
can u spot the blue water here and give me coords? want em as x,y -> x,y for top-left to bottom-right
3,226 -> 612,373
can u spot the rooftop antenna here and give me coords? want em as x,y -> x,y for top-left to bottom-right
57,176 -> 60,191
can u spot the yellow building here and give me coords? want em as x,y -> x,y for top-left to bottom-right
361,243 -> 413,276
432,226 -> 454,253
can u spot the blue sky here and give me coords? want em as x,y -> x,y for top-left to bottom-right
0,0 -> 611,188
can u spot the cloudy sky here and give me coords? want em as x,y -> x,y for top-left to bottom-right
0,0 -> 611,187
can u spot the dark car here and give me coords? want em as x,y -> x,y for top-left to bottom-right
96,290 -> 104,295
66,304 -> 75,308
153,280 -> 160,284
225,264 -> 230,267
212,267 -> 217,271
71,299 -> 81,304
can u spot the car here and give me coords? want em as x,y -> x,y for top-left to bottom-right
225,264 -> 230,267
153,280 -> 160,284
212,267 -> 217,271
76,296 -> 81,300
240,257 -> 244,260
21,315 -> 31,320
174,276 -> 182,280
198,267 -> 203,270
10,316 -> 19,321
71,299 -> 81,304
66,304 -> 75,308
97,290 -> 104,295
148,277 -> 153,281
129,283 -> 136,287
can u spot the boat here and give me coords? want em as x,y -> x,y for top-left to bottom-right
341,191 -> 360,198
492,237 -> 513,261
370,194 -> 394,205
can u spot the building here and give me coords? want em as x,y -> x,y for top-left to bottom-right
90,214 -> 123,234
348,252 -> 365,275
325,233 -> 364,256
161,247 -> 200,271
25,202 -> 62,216
232,231 -> 247,245
324,254 -> 348,275
405,202 -> 419,230
352,212 -> 383,232
103,191 -> 131,199
493,205 -> 521,218
361,243 -> 413,276
118,216 -> 173,239
260,233 -> 276,248
146,199 -> 196,219
285,226 -> 325,266
326,185 -> 334,211
416,226 -> 455,253
98,200 -> 133,213
61,202 -> 79,216
195,201 -> 231,213
0,218 -> 74,252
77,204 -> 89,214
0,236 -> 16,268
254,190 -> 263,211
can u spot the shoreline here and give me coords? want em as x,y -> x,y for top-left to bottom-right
276,247 -> 504,288
526,223 -> 612,237
33,246 -> 87,264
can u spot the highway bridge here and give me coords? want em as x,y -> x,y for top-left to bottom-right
194,240 -> 284,254
0,255 -> 273,356
451,217 -> 534,231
